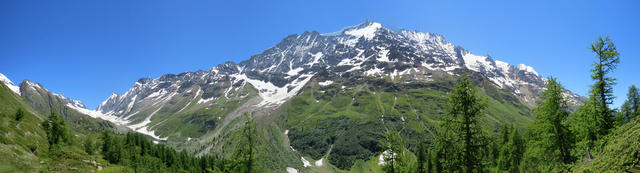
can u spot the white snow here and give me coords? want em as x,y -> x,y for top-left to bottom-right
66,103 -> 129,125
517,64 -> 539,76
378,150 -> 395,165
286,67 -> 304,76
462,52 -> 493,72
495,60 -> 511,74
233,73 -> 314,107
0,73 -> 20,95
305,52 -> 324,66
197,96 -> 215,104
147,89 -> 166,98
125,95 -> 137,114
400,30 -> 457,58
376,48 -> 392,62
128,107 -> 167,140
364,68 -> 383,76
286,167 -> 299,173
345,22 -> 382,40
318,80 -> 334,86
315,158 -> 323,166
301,157 -> 311,167
421,61 -> 460,73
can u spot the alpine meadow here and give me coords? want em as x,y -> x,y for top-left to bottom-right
1,1 -> 639,172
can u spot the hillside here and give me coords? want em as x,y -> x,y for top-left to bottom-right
0,81 -> 106,172
574,116 -> 640,172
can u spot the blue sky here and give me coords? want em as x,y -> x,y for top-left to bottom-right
1,0 -> 638,109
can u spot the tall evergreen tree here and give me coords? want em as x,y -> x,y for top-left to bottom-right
523,77 -> 574,171
619,85 -> 640,122
573,36 -> 620,161
231,113 -> 258,173
588,35 -> 620,131
381,131 -> 410,173
435,75 -> 487,172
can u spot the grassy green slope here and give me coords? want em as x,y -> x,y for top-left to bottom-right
574,116 -> 640,172
0,82 -> 47,172
0,83 -> 106,172
278,70 -> 534,170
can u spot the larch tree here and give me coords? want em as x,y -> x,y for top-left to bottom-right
523,77 -> 574,171
619,85 -> 639,122
573,36 -> 620,161
435,75 -> 487,173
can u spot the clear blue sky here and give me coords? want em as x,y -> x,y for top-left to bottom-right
1,0 -> 638,109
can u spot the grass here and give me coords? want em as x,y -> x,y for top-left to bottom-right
279,72 -> 534,170
0,83 -> 108,173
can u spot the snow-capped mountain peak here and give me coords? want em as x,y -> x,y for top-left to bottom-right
92,20 -> 584,142
343,20 -> 383,40
0,73 -> 20,95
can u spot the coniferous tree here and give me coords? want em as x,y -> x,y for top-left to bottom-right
41,110 -> 69,149
573,36 -> 620,161
231,113 -> 257,173
84,136 -> 94,155
435,75 -> 487,172
619,85 -> 639,122
381,131 -> 410,173
15,108 -> 24,121
497,125 -> 524,172
588,36 -> 620,131
523,77 -> 574,171
416,141 -> 427,173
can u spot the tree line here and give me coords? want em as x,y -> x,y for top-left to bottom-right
379,36 -> 639,172
40,109 -> 259,172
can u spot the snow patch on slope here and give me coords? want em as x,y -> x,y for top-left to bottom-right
301,157 -> 311,167
517,64 -> 539,76
66,103 -> 129,125
127,107 -> 168,140
305,52 -> 324,67
0,73 -> 21,95
234,73 -> 314,107
318,80 -> 333,86
126,95 -> 137,113
286,167 -> 299,173
462,52 -> 493,72
345,22 -> 382,40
